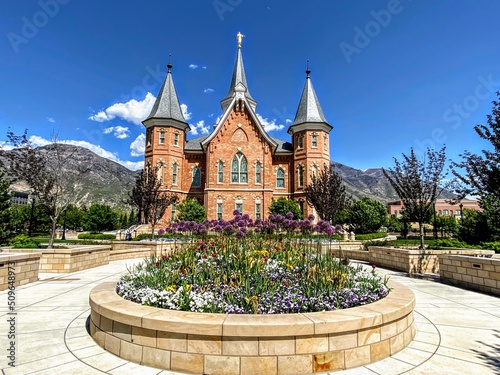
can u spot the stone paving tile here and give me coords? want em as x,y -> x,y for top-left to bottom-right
108,362 -> 164,375
1,258 -> 499,375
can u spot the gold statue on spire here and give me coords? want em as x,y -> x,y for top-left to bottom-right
237,32 -> 245,48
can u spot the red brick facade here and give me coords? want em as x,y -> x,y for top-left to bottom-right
143,42 -> 332,224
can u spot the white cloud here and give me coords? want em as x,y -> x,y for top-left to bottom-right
204,88 -> 214,94
189,120 -> 211,136
46,117 -> 55,123
285,119 -> 292,124
180,103 -> 192,121
189,64 -> 198,69
130,134 -> 145,157
0,141 -> 14,151
202,66 -> 207,69
88,93 -> 156,125
256,114 -> 285,132
28,135 -> 144,171
103,126 -> 130,139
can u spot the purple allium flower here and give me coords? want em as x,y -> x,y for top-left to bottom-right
285,211 -> 294,220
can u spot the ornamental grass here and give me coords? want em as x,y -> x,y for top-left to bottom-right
117,235 -> 389,314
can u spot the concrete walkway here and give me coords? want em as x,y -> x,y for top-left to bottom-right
1,259 -> 499,375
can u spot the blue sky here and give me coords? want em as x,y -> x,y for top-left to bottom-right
1,0 -> 500,171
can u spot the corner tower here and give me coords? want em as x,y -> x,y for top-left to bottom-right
142,59 -> 190,221
288,63 -> 333,216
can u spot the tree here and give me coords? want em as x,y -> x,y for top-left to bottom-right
452,92 -> 500,241
83,204 -> 117,233
383,147 -> 448,249
0,170 -> 12,244
130,166 -> 179,238
269,197 -> 303,220
177,198 -> 206,223
349,197 -> 388,234
304,164 -> 351,224
59,204 -> 84,231
128,171 -> 146,223
2,131 -> 89,248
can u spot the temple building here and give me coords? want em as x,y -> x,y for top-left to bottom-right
142,34 -> 332,223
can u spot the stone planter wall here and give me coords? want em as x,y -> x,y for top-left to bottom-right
109,241 -> 190,261
3,246 -> 110,273
438,254 -> 500,296
0,253 -> 41,290
368,246 -> 494,274
89,280 -> 415,374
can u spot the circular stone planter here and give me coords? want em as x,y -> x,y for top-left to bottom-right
89,280 -> 415,374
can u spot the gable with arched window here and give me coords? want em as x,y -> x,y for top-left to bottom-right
276,168 -> 285,188
192,167 -> 201,187
231,152 -> 248,184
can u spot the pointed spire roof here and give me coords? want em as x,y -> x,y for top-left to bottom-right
220,33 -> 257,111
290,63 -> 328,128
143,58 -> 188,129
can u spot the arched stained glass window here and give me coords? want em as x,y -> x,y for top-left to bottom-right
218,161 -> 224,183
255,162 -> 262,184
231,152 -> 248,184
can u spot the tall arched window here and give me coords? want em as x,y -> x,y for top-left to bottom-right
217,161 -> 224,183
231,152 -> 248,184
297,165 -> 304,187
192,167 -> 201,187
276,168 -> 285,188
255,162 -> 262,184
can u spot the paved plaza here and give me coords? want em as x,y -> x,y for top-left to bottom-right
0,258 -> 499,375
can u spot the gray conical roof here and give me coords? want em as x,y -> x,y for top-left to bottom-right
144,64 -> 187,124
221,48 -> 256,110
291,70 -> 328,126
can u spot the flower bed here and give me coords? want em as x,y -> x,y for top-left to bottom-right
117,236 -> 389,314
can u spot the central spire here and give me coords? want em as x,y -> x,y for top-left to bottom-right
220,33 -> 257,111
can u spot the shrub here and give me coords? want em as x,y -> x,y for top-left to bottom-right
481,241 -> 500,253
356,232 -> 388,241
8,234 -> 39,248
77,233 -> 116,240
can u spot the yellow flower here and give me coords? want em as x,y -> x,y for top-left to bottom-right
166,285 -> 177,292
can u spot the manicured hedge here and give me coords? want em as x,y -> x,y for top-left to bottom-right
77,233 -> 116,240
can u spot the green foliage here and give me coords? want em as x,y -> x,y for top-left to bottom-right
356,232 -> 388,241
268,197 -> 303,220
8,234 -> 39,248
349,197 -> 388,234
386,214 -> 403,232
176,198 -> 206,223
58,204 -> 84,231
83,204 -> 118,233
428,238 -> 471,249
433,214 -> 458,238
77,233 -> 116,240
458,208 -> 490,245
480,242 -> 500,253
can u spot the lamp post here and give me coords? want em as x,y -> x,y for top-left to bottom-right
401,207 -> 407,238
433,201 -> 438,239
28,192 -> 36,237
459,203 -> 463,220
61,208 -> 67,240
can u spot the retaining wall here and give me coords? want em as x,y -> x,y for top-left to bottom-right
438,254 -> 500,296
89,280 -> 415,374
0,253 -> 41,290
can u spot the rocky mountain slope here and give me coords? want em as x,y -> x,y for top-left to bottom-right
2,144 -> 452,207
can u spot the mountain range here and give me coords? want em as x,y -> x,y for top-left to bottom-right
1,144 -> 416,207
